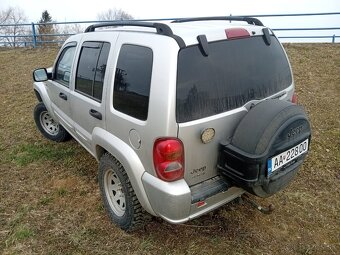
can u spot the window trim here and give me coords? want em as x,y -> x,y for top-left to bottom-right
74,41 -> 111,103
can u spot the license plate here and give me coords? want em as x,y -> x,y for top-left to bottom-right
267,139 -> 309,175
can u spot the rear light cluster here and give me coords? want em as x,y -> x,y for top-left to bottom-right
291,92 -> 298,104
153,138 -> 184,182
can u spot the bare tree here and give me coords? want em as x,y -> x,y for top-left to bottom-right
55,23 -> 83,45
59,23 -> 83,34
0,9 -> 10,24
97,8 -> 133,21
0,7 -> 28,47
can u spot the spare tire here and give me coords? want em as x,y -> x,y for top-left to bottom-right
218,99 -> 311,197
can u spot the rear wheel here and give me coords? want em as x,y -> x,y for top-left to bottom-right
33,102 -> 70,142
98,153 -> 148,231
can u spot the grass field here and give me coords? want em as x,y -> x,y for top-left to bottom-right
0,44 -> 339,255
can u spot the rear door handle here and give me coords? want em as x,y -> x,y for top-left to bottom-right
59,92 -> 67,100
89,109 -> 102,120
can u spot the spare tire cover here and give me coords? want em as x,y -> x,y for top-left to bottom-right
220,99 -> 311,197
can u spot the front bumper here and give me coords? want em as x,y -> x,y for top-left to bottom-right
142,172 -> 244,223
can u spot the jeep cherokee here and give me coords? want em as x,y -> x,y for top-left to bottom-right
32,17 -> 311,231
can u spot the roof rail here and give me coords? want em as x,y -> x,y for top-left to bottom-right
171,16 -> 264,26
84,21 -> 186,48
84,21 -> 172,34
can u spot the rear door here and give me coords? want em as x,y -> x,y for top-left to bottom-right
69,34 -> 117,150
176,35 -> 293,186
46,42 -> 77,132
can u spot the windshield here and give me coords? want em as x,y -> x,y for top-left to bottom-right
176,35 -> 292,123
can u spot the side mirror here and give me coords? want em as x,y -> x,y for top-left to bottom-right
63,71 -> 71,83
33,68 -> 49,82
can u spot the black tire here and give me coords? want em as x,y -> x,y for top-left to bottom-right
231,99 -> 309,155
33,102 -> 70,142
98,153 -> 148,231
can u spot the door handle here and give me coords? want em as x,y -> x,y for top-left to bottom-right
59,92 -> 67,100
89,109 -> 102,120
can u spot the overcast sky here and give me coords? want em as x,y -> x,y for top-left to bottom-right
1,0 -> 339,42
0,0 -> 339,21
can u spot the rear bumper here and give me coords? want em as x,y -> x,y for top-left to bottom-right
142,172 -> 244,223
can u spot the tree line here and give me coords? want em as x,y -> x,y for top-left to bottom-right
0,7 -> 133,47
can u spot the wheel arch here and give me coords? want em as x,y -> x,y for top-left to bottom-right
33,81 -> 56,120
34,89 -> 42,102
92,127 -> 155,216
95,144 -> 107,161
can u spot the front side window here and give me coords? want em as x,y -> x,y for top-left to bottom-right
113,45 -> 153,120
55,44 -> 76,86
75,42 -> 110,101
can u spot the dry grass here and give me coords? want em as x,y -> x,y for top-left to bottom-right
0,44 -> 339,255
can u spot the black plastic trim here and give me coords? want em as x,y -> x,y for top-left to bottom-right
197,34 -> 209,56
172,16 -> 264,26
34,90 -> 42,102
218,135 -> 311,196
85,21 -> 171,34
170,34 -> 186,49
190,176 -> 230,203
59,92 -> 67,101
262,28 -> 271,45
84,21 -> 186,48
89,109 -> 102,120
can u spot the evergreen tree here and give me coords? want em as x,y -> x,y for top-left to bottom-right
38,10 -> 55,46
39,10 -> 52,23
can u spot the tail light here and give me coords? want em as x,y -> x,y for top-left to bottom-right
291,92 -> 298,104
225,28 -> 250,40
153,138 -> 184,182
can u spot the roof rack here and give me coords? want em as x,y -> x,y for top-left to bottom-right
84,21 -> 186,48
85,21 -> 172,34
171,16 -> 264,26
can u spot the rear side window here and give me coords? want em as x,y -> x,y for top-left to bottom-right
113,45 -> 153,120
76,42 -> 110,101
176,36 -> 292,123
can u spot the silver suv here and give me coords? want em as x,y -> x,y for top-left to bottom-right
32,17 -> 311,231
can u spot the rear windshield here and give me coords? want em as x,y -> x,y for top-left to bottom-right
176,35 -> 292,123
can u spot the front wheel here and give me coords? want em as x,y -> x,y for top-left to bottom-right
33,102 -> 70,142
98,153 -> 149,231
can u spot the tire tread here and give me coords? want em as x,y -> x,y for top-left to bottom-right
99,153 -> 150,231
33,102 -> 70,142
